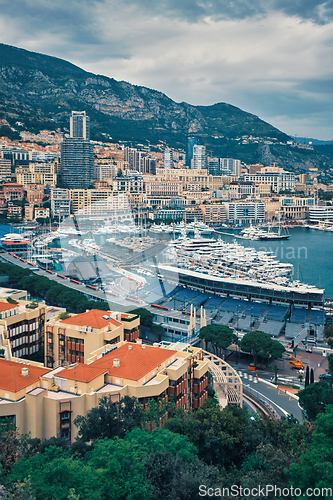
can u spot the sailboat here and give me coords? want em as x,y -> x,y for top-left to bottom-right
258,214 -> 290,240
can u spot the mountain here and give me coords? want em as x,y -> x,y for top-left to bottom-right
0,43 -> 332,176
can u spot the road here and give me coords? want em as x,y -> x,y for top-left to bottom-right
235,365 -> 303,421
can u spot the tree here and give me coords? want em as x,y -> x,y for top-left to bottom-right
272,365 -> 279,384
328,353 -> 333,378
129,307 -> 153,327
240,330 -> 285,367
298,381 -> 333,421
310,368 -> 315,385
199,325 -> 237,358
324,325 -> 333,348
74,395 -> 144,444
305,365 -> 310,387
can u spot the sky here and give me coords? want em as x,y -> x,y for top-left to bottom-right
0,0 -> 333,140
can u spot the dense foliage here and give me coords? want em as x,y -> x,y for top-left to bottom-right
3,389 -> 333,500
0,262 -> 113,314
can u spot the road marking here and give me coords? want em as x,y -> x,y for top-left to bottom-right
244,384 -> 289,417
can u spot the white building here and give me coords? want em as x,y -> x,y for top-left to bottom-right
241,170 -> 295,193
192,145 -> 206,170
220,158 -> 241,177
51,188 -> 71,220
309,206 -> 333,223
224,201 -> 265,224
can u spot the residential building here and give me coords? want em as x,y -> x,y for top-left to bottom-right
220,158 -> 241,177
144,179 -> 182,197
70,111 -> 90,140
280,197 -> 315,219
69,189 -> 129,217
200,204 -> 226,225
0,299 -> 46,358
0,341 -> 215,440
35,207 -> 50,220
112,176 -> 144,193
241,169 -> 295,193
309,206 -> 333,223
163,148 -> 173,169
207,157 -> 220,176
186,136 -> 198,167
2,183 -> 24,201
192,145 -> 206,169
45,309 -> 140,367
228,181 -> 259,199
51,188 -> 71,220
224,201 -> 265,224
0,157 -> 11,181
61,138 -> 94,189
15,162 -> 58,187
7,203 -> 22,219
25,184 -> 44,205
94,164 -> 117,181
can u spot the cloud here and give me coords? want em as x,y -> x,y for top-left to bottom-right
0,0 -> 333,138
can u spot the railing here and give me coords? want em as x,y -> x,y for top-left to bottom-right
202,350 -> 243,407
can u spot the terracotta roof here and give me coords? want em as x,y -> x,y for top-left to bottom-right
0,359 -> 50,393
59,364 -> 108,383
0,302 -> 17,312
91,343 -> 177,381
61,310 -> 121,329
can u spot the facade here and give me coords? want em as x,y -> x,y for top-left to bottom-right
0,158 -> 11,181
309,206 -> 333,223
51,188 -> 71,220
144,179 -> 182,197
200,204 -> 226,225
7,203 -> 22,219
35,207 -> 50,220
112,176 -> 144,193
70,111 -> 90,141
61,138 -> 94,189
0,300 -> 46,359
224,201 -> 265,224
94,164 -> 117,181
192,145 -> 206,170
280,197 -> 315,219
2,183 -> 24,201
241,170 -> 295,193
0,341 -> 212,441
220,158 -> 241,177
15,162 -> 58,187
186,136 -> 198,167
228,181 -> 259,200
25,184 -> 44,205
45,309 -> 140,368
163,148 -> 173,169
69,189 -> 129,217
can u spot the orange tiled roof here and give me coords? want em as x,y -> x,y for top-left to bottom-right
91,343 -> 177,381
62,310 -> 121,329
0,359 -> 50,393
59,364 -> 108,383
0,302 -> 17,312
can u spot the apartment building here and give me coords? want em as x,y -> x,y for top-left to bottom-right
15,161 -> 58,187
69,189 -> 129,216
144,179 -> 182,197
228,181 -> 259,200
0,157 -> 11,181
224,201 -> 265,224
7,203 -> 22,219
25,184 -> 44,205
51,188 -> 71,219
0,300 -> 46,359
45,309 -> 140,368
241,168 -> 295,193
112,176 -> 144,193
2,183 -> 24,201
94,164 -> 117,181
200,204 -> 226,225
0,340 -> 212,441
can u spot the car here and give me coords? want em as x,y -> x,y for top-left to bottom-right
319,373 -> 332,380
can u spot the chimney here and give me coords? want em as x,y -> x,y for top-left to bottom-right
142,345 -> 146,350
128,345 -> 132,350
113,358 -> 120,368
21,367 -> 29,377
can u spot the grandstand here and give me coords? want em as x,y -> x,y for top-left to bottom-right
264,304 -> 288,321
290,308 -> 308,323
234,315 -> 253,331
204,297 -> 226,309
243,301 -> 269,317
189,292 -> 210,306
285,323 -> 306,339
309,309 -> 325,325
213,312 -> 234,326
220,297 -> 247,313
257,320 -> 284,337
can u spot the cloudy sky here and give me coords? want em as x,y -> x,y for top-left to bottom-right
1,0 -> 333,140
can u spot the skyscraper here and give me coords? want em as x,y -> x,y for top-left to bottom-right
61,111 -> 94,188
192,145 -> 207,170
186,136 -> 198,167
70,111 -> 90,140
163,148 -> 173,169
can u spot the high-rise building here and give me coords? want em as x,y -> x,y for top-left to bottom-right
193,145 -> 206,170
186,136 -> 198,167
163,148 -> 173,169
61,111 -> 94,189
70,111 -> 90,140
220,158 -> 241,177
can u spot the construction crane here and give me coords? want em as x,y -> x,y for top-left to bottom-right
285,353 -> 304,370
